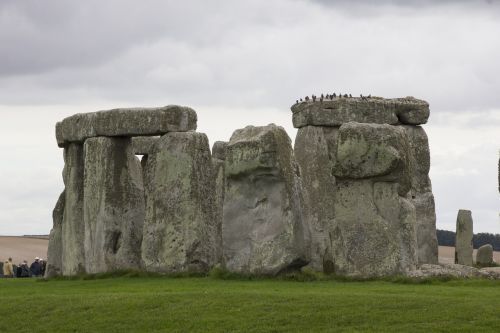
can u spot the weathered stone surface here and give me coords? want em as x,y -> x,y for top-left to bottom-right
141,132 -> 218,273
455,210 -> 473,266
56,106 -> 197,147
334,122 -> 412,196
45,191 -> 65,278
406,263 -> 500,279
294,126 -> 336,272
83,137 -> 145,274
131,136 -> 160,155
61,143 -> 86,276
223,124 -> 309,275
291,97 -> 429,128
403,126 -> 438,264
331,180 -> 417,277
212,142 -> 227,266
476,244 -> 494,266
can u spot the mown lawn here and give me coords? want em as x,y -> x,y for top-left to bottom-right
0,276 -> 499,332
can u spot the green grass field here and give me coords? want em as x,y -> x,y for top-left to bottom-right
1,275 -> 499,332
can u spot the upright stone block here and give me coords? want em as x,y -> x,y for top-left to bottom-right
61,143 -> 86,276
294,126 -> 336,272
141,132 -> 218,273
403,126 -> 438,264
223,124 -> 310,275
45,191 -> 65,277
83,137 -> 145,274
476,244 -> 493,266
212,141 -> 227,265
455,210 -> 473,266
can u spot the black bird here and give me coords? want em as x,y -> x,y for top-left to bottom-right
333,93 -> 336,98
296,100 -> 299,104
312,95 -> 316,102
349,94 -> 352,98
300,98 -> 303,102
305,96 -> 309,101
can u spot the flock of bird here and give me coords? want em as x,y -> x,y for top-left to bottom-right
295,93 -> 372,104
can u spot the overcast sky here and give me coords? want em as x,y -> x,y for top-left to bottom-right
0,0 -> 499,235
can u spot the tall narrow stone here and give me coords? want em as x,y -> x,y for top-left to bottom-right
45,191 -> 65,278
141,132 -> 218,273
83,137 -> 145,274
223,124 -> 310,275
455,210 -> 473,266
212,141 -> 227,266
61,143 -> 86,276
403,126 -> 438,264
294,126 -> 336,272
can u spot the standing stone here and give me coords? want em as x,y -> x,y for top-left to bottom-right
61,143 -> 86,276
402,126 -> 438,264
476,244 -> 494,266
223,124 -> 310,275
83,137 -> 145,274
329,123 -> 417,276
455,210 -> 473,266
212,141 -> 227,265
141,132 -> 218,273
294,126 -> 336,272
45,191 -> 65,278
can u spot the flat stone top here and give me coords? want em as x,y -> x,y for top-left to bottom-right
291,96 -> 429,128
56,105 -> 197,147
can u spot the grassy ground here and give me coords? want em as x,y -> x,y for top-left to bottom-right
1,274 -> 499,333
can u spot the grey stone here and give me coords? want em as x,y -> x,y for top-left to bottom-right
45,191 -> 65,278
56,106 -> 197,147
212,141 -> 227,161
83,137 -> 145,274
476,244 -> 494,266
212,141 -> 227,266
291,96 -> 429,128
330,179 -> 417,277
333,122 -> 412,196
141,132 -> 218,273
223,124 -> 310,275
402,125 -> 438,264
455,210 -> 473,266
294,126 -> 336,272
61,143 -> 86,276
131,136 -> 160,155
406,263 -> 486,279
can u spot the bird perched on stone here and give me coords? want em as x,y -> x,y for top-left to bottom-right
312,95 -> 316,102
321,93 -> 324,99
305,96 -> 309,101
349,94 -> 352,98
300,98 -> 303,102
333,93 -> 336,98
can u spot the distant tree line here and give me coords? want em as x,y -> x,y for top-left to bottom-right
437,229 -> 500,251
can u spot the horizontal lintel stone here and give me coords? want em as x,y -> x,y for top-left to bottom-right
56,105 -> 197,147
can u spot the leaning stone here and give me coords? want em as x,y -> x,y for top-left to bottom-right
141,132 -> 218,273
56,105 -> 197,147
223,124 -> 310,275
476,244 -> 494,266
45,191 -> 65,278
455,210 -> 473,266
131,136 -> 160,155
294,126 -> 336,272
291,96 -> 429,128
61,143 -> 86,276
83,137 -> 145,274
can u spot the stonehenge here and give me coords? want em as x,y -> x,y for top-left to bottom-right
455,210 -> 474,266
47,95 -> 440,278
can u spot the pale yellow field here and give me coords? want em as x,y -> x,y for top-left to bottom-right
439,245 -> 500,264
0,236 -> 48,265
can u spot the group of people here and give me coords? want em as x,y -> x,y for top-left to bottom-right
1,257 -> 46,278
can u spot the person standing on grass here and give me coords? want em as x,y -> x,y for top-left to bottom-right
30,257 -> 42,277
19,261 -> 31,278
3,258 -> 14,278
